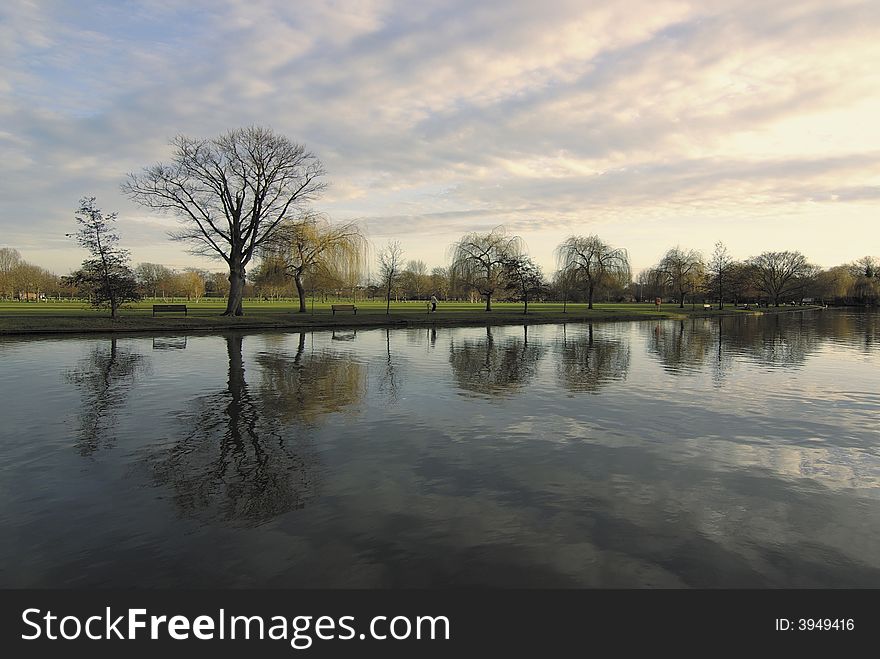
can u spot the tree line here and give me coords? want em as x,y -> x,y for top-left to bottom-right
0,247 -> 64,301
4,126 -> 877,316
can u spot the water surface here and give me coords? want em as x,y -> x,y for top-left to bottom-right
1,310 -> 878,587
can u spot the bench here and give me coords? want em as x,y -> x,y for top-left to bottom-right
152,304 -> 187,317
331,304 -> 357,316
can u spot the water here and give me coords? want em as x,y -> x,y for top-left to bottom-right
1,310 -> 878,587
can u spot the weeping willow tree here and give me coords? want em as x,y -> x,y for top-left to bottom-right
555,235 -> 630,309
448,226 -> 523,311
266,211 -> 369,312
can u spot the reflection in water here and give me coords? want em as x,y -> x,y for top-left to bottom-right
148,334 -> 326,527
378,328 -> 402,404
66,338 -> 148,455
449,325 -> 547,396
152,336 -> 187,350
721,313 -> 820,368
3,310 -> 880,587
645,319 -> 712,374
643,312 -> 873,374
257,333 -> 366,424
711,317 -> 735,387
556,323 -> 630,393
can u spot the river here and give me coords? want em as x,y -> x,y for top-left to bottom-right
1,309 -> 878,587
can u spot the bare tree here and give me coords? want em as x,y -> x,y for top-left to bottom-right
449,226 -> 523,311
134,263 -> 175,299
848,256 -> 880,305
748,251 -> 815,306
849,256 -> 878,279
552,267 -> 579,312
635,267 -> 666,302
377,240 -> 404,315
657,246 -> 704,309
402,259 -> 429,300
430,266 -> 450,300
708,241 -> 733,310
66,197 -> 139,318
181,268 -> 207,302
555,235 -> 630,309
502,254 -> 546,314
266,211 -> 368,312
0,247 -> 22,299
123,126 -> 326,316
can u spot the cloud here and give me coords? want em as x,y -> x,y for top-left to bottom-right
1,0 -> 878,274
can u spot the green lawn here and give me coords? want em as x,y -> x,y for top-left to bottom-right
0,298 -> 818,335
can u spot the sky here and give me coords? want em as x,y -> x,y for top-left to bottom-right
1,0 -> 878,276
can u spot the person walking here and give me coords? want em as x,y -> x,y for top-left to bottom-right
430,294 -> 438,313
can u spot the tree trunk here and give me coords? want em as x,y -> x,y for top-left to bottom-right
679,288 -> 685,309
295,332 -> 306,363
225,334 -> 245,441
588,283 -> 595,310
224,267 -> 245,316
485,293 -> 492,311
294,275 -> 307,313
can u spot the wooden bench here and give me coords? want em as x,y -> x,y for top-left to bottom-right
331,304 -> 357,315
152,304 -> 187,317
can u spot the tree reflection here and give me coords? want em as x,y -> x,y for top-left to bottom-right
449,325 -> 546,396
148,333 -> 338,527
556,323 -> 630,393
645,319 -> 712,374
66,338 -> 148,455
256,333 -> 367,424
718,313 -> 819,367
377,328 -> 402,404
859,311 -> 879,352
711,316 -> 735,387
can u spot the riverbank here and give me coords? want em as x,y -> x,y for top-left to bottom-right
0,302 -> 825,336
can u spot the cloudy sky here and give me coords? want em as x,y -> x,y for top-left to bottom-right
1,0 -> 878,275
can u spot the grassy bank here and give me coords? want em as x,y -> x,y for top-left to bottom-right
0,299 -> 824,335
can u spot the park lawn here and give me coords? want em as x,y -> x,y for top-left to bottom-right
0,299 -> 817,335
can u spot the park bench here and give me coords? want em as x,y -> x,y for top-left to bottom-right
152,304 -> 188,317
331,304 -> 357,315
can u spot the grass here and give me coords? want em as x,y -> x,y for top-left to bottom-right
0,299 -> 822,335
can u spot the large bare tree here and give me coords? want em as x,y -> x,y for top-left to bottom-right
555,235 -> 630,309
708,241 -> 733,310
377,240 -> 404,315
123,126 -> 326,316
449,226 -> 523,311
748,251 -> 815,306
